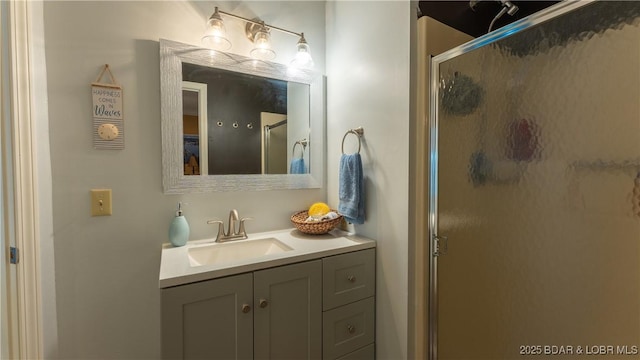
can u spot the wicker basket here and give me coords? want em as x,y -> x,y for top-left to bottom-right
290,210 -> 343,235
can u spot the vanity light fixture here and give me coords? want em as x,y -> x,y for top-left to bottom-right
202,7 -> 232,50
249,22 -> 276,61
202,7 -> 314,69
290,34 -> 314,69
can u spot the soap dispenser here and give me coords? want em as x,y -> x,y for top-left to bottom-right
168,202 -> 190,247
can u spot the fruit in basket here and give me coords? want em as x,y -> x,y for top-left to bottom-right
308,202 -> 330,218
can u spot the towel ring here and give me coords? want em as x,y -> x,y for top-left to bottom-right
341,127 -> 364,155
292,139 -> 308,158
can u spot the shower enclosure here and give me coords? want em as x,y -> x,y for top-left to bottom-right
429,1 -> 640,359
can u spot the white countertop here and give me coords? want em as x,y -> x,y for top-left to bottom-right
159,228 -> 376,288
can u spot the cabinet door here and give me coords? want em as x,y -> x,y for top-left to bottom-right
254,260 -> 322,360
161,273 -> 253,360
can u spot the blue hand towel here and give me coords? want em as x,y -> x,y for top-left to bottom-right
338,153 -> 365,224
290,158 -> 307,174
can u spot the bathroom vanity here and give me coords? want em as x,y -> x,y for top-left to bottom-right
159,229 -> 376,360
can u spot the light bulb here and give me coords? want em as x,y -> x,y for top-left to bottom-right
290,35 -> 314,69
202,8 -> 231,51
250,27 -> 276,61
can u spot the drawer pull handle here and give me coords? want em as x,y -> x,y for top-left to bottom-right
259,299 -> 269,308
241,304 -> 251,313
347,275 -> 356,282
347,324 -> 356,334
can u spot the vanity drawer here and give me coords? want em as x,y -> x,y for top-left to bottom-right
335,344 -> 375,360
322,297 -> 375,360
323,249 -> 375,310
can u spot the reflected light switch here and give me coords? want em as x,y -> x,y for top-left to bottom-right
91,189 -> 112,216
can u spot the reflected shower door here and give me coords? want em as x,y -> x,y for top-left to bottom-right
431,2 -> 640,359
261,113 -> 288,174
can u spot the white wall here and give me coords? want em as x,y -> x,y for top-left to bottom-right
42,1 -> 326,358
326,2 -> 411,358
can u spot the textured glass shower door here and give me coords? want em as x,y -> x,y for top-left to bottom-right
430,2 -> 640,359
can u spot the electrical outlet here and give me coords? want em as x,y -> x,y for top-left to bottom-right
91,189 -> 112,216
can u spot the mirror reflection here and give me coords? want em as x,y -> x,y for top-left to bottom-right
160,39 -> 323,193
181,63 -> 310,175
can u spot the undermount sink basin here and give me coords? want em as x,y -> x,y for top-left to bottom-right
188,237 -> 293,267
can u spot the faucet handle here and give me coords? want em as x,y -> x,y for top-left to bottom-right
238,217 -> 253,238
206,220 -> 226,241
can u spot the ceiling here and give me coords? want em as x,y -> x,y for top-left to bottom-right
418,1 -> 559,38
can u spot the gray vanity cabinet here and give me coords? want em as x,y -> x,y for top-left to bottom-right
161,261 -> 322,360
161,248 -> 375,360
161,273 -> 254,360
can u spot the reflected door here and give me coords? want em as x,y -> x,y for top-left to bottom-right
182,81 -> 208,175
261,113 -> 287,174
431,2 -> 640,359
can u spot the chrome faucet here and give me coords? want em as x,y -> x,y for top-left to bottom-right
207,209 -> 252,242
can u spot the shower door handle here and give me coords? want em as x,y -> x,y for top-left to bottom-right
433,235 -> 448,257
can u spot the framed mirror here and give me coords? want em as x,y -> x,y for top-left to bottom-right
160,39 -> 325,193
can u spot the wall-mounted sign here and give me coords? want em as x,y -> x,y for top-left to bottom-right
92,64 -> 124,149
